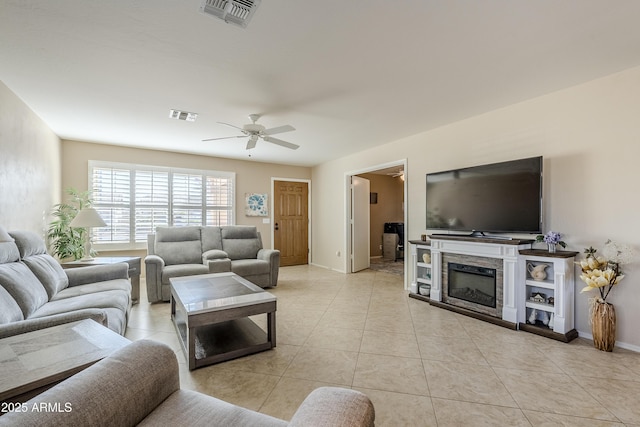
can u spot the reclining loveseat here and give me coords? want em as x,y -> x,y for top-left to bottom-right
145,225 -> 280,303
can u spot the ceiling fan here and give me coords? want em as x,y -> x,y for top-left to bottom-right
202,114 -> 299,150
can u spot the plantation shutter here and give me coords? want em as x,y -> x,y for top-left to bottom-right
91,167 -> 131,243
89,161 -> 235,248
135,170 -> 169,241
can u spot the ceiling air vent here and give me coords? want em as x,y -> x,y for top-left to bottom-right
199,0 -> 261,29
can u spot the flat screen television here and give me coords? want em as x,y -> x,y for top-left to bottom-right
426,156 -> 542,235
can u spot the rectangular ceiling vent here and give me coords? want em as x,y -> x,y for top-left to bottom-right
169,109 -> 198,122
200,0 -> 261,29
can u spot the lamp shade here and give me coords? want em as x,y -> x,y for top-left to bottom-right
69,208 -> 106,228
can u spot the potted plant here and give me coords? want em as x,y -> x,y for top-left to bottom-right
577,240 -> 634,351
536,231 -> 567,253
47,188 -> 93,260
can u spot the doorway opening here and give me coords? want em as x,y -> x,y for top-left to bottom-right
345,160 -> 408,286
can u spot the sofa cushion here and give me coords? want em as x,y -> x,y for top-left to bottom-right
51,279 -> 131,301
230,259 -> 270,276
221,226 -> 261,260
161,264 -> 209,286
0,285 -> 24,324
23,254 -> 69,299
0,226 -> 19,266
9,230 -> 48,258
0,262 -> 49,318
30,289 -> 130,319
0,225 -> 14,243
155,226 -> 202,265
0,241 -> 20,264
201,226 -> 223,252
138,389 -> 287,427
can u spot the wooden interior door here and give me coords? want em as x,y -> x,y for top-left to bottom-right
274,180 -> 309,266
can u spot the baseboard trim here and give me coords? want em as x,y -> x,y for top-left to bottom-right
428,299 -> 517,330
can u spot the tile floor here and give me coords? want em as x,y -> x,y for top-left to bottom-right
125,265 -> 640,426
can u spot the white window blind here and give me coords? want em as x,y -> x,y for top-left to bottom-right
89,161 -> 235,249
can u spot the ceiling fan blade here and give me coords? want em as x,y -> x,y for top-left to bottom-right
202,135 -> 245,142
262,136 -> 299,150
263,124 -> 295,135
246,135 -> 258,150
217,121 -> 244,131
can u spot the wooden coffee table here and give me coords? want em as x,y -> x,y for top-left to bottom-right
170,272 -> 277,370
0,319 -> 130,403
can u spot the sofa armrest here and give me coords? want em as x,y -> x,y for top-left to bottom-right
0,309 -> 108,339
289,387 -> 375,427
203,249 -> 229,262
0,340 -> 180,426
65,263 -> 129,287
208,258 -> 232,273
257,248 -> 280,263
258,249 -> 280,287
144,255 -> 165,303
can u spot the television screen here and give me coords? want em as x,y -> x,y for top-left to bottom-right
426,156 -> 542,234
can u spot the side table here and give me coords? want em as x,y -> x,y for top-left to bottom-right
62,256 -> 141,304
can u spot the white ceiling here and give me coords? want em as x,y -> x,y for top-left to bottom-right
2,1 -> 640,167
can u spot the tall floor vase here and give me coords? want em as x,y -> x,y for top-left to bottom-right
591,301 -> 616,352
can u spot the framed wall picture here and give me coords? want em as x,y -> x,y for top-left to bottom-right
245,193 -> 268,216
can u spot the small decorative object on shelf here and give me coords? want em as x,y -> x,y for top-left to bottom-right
536,231 -> 567,253
422,253 -> 431,263
527,262 -> 548,281
541,311 -> 550,326
548,313 -> 554,329
577,240 -> 634,352
418,284 -> 431,296
547,296 -> 554,305
530,292 -> 546,303
528,309 -> 537,324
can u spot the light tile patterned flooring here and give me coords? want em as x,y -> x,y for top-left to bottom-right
126,265 -> 640,426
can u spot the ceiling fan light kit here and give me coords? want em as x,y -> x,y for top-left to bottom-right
203,114 -> 300,151
199,0 -> 261,29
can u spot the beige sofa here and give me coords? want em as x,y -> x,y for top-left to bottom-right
145,225 -> 280,302
0,339 -> 375,427
0,227 -> 131,338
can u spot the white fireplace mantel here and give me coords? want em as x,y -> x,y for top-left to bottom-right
428,236 -> 533,324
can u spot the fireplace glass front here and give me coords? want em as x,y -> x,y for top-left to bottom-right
447,262 -> 497,308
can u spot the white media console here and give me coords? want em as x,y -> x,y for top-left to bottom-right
409,235 -> 578,342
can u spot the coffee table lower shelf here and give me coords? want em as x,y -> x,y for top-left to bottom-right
174,317 -> 273,369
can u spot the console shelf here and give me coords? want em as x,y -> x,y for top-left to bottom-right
518,249 -> 579,342
409,240 -> 432,297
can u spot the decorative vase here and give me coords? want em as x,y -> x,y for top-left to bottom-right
527,262 -> 548,281
591,301 -> 616,352
547,243 -> 556,253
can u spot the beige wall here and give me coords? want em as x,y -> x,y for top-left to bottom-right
360,173 -> 404,257
0,81 -> 61,235
311,66 -> 640,349
61,140 -> 312,258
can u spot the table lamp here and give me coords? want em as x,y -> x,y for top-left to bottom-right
69,207 -> 106,261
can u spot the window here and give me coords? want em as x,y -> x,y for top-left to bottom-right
89,161 -> 235,249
